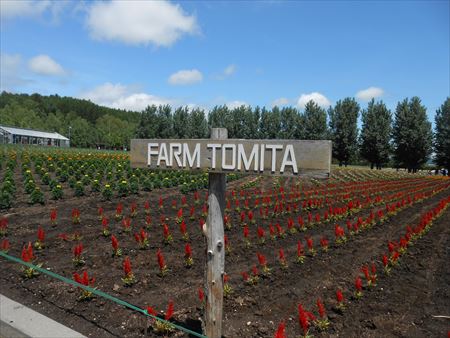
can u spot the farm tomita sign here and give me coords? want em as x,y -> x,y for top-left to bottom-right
131,139 -> 331,177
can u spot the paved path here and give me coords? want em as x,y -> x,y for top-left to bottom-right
0,294 -> 86,338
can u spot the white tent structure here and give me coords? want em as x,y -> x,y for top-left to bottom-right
0,125 -> 70,147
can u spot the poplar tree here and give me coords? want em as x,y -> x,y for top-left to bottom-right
303,100 -> 328,140
434,97 -> 450,174
328,98 -> 360,166
392,97 -> 432,172
359,99 -> 392,169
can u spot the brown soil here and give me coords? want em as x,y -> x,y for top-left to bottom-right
0,176 -> 449,338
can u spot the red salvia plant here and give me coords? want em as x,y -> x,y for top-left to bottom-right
50,209 -> 57,226
34,226 -> 45,250
298,304 -> 315,338
320,236 -> 329,252
159,196 -> 164,210
122,256 -> 136,286
122,217 -> 132,233
130,202 -> 138,218
145,215 -> 152,229
163,223 -> 173,244
189,207 -> 196,221
1,238 -> 10,252
73,271 -> 95,300
115,203 -> 123,220
390,251 -> 400,265
181,195 -> 188,208
184,243 -> 193,267
334,224 -> 347,244
101,217 -> 110,236
194,191 -> 200,206
201,204 -> 208,218
111,234 -> 122,256
240,211 -> 246,226
134,228 -> 149,249
72,208 -> 80,224
179,220 -> 189,241
175,208 -> 183,224
274,321 -> 286,338
21,242 -> 40,278
314,298 -> 330,331
278,248 -> 288,269
97,207 -> 104,221
0,217 -> 8,236
224,214 -> 232,230
355,276 -> 363,298
248,210 -> 255,224
224,234 -> 231,253
276,223 -> 286,238
336,289 -> 345,310
171,199 -> 177,210
306,236 -> 316,256
157,249 -> 168,276
198,287 -> 205,307
243,225 -> 251,248
72,243 -> 85,266
152,300 -> 175,333
382,254 -> 391,274
257,252 -> 271,275
298,216 -> 306,231
297,240 -> 306,264
370,261 -> 377,285
144,200 -> 151,215
257,226 -> 265,245
269,224 -> 276,240
249,265 -> 259,284
288,217 -> 296,234
223,273 -> 233,296
58,233 -> 69,241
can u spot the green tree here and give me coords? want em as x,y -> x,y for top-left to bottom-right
392,97 -> 432,172
155,105 -> 173,138
329,98 -> 360,166
359,99 -> 392,169
173,106 -> 190,138
280,107 -> 300,139
187,108 -> 208,138
136,105 -> 158,138
260,106 -> 281,139
302,100 -> 328,140
434,97 -> 450,174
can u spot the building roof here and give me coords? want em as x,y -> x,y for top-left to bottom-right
0,125 -> 69,141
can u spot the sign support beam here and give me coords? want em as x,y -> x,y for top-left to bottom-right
205,128 -> 227,338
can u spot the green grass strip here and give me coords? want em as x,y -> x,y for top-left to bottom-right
0,251 -> 207,338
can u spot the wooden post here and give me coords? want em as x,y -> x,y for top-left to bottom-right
205,128 -> 227,338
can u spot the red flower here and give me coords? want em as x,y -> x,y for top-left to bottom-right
298,303 -> 310,334
241,271 -> 249,282
361,265 -> 370,281
306,237 -> 313,250
123,257 -> 132,277
297,240 -> 304,256
257,252 -> 267,266
382,254 -> 389,267
37,226 -> 45,242
1,239 -> 10,252
243,225 -> 249,238
257,227 -> 265,239
317,298 -> 326,318
111,235 -> 119,252
21,242 -> 34,262
165,300 -> 174,320
50,209 -> 57,223
185,243 -> 192,258
157,249 -> 166,270
146,306 -> 156,316
274,321 -> 286,338
355,276 -> 363,291
198,288 -> 205,303
336,289 -> 344,303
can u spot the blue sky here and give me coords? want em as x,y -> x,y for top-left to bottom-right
1,0 -> 448,122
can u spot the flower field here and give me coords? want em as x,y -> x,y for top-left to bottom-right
1,147 -> 449,337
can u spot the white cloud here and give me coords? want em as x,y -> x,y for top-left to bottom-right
86,1 -> 198,47
297,92 -> 331,109
226,100 -> 248,109
0,53 -> 29,91
80,82 -> 173,111
223,64 -> 236,76
28,55 -> 66,76
355,86 -> 384,101
0,0 -> 51,19
168,69 -> 203,85
272,97 -> 290,107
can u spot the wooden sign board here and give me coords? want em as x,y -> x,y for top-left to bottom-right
131,139 -> 331,177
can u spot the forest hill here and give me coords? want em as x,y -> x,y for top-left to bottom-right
131,139 -> 332,177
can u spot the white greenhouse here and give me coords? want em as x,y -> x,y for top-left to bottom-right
0,125 -> 70,147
